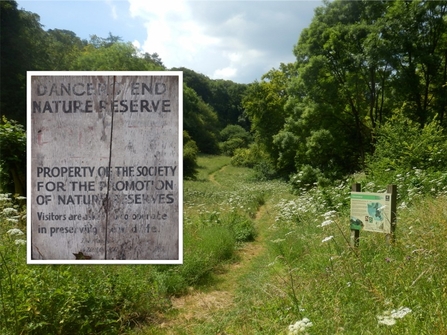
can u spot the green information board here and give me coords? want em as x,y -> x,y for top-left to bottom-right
350,192 -> 393,233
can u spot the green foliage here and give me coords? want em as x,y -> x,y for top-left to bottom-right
364,115 -> 447,205
46,29 -> 85,70
173,67 -> 248,128
183,131 -> 199,180
219,124 -> 251,156
0,117 -> 26,194
183,85 -> 220,154
266,170 -> 447,334
0,0 -> 49,124
244,0 -> 447,182
71,41 -> 162,71
242,65 -> 293,162
0,194 -> 170,334
231,143 -> 265,168
155,223 -> 237,296
367,116 -> 447,175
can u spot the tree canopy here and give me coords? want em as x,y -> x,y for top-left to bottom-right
242,0 -> 447,183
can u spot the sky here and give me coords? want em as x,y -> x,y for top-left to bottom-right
17,0 -> 323,84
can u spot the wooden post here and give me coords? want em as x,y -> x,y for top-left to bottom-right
351,183 -> 361,247
386,184 -> 397,244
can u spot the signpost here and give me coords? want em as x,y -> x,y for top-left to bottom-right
27,72 -> 183,264
350,183 -> 397,247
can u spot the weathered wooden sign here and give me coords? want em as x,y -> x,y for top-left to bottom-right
27,71 -> 183,264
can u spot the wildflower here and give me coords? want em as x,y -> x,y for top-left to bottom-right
288,317 -> 313,334
7,228 -> 24,236
322,236 -> 334,243
377,306 -> 412,326
398,202 -> 407,209
391,307 -> 412,319
2,207 -> 18,216
320,219 -> 333,227
377,315 -> 396,326
14,239 -> 26,246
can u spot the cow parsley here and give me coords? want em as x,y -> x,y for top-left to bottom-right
288,317 -> 313,334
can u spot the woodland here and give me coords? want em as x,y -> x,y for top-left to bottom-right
1,0 -> 447,194
1,0 -> 447,334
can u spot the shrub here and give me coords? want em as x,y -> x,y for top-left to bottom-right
183,131 -> 199,180
0,117 -> 26,195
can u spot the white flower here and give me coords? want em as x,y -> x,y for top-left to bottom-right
377,315 -> 396,326
377,306 -> 412,326
391,307 -> 412,319
320,219 -> 333,227
322,210 -> 336,218
14,239 -> 26,245
288,317 -> 313,334
7,228 -> 24,236
2,208 -> 18,216
322,236 -> 334,243
398,202 -> 408,209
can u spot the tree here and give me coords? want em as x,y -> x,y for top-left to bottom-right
46,29 -> 85,70
242,64 -> 293,165
219,124 -> 251,156
208,79 -> 248,128
183,84 -> 220,154
382,1 -> 447,127
270,0 -> 447,183
71,39 -> 164,71
0,117 -> 26,194
1,0 -> 49,124
183,131 -> 199,179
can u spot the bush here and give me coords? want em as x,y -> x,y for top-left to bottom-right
0,117 -> 26,195
367,116 -> 447,174
183,131 -> 199,180
364,116 -> 447,202
219,125 -> 251,155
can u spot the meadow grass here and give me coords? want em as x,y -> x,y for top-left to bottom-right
2,156 -> 447,334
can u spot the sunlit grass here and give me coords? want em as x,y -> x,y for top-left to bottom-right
3,155 -> 447,334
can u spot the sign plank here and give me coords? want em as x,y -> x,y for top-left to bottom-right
27,72 -> 182,264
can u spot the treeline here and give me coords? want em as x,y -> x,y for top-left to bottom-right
0,1 -> 250,191
240,0 -> 447,187
1,0 -> 447,192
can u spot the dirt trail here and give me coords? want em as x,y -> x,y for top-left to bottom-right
153,167 -> 269,333
159,238 -> 265,332
208,165 -> 227,186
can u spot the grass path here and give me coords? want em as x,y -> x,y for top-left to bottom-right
139,163 -> 273,334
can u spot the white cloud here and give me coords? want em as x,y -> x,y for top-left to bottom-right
126,0 -> 322,83
213,66 -> 237,80
128,0 -> 221,69
105,0 -> 118,20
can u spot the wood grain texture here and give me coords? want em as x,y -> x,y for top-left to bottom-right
30,74 -> 180,262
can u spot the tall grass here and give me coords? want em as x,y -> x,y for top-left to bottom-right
0,155 -> 264,334
3,153 -> 447,334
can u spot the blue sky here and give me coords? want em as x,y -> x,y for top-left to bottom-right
17,1 -> 323,84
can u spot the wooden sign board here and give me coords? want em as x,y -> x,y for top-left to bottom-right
350,192 -> 393,234
27,71 -> 183,264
